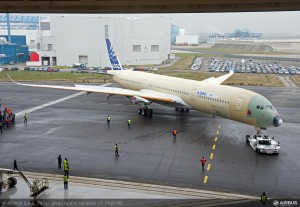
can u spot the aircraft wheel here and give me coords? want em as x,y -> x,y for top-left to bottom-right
175,107 -> 179,111
180,108 -> 184,112
149,109 -> 153,117
186,109 -> 189,112
138,108 -> 142,114
7,177 -> 17,187
143,108 -> 148,116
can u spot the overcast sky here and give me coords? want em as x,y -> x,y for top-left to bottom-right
98,12 -> 300,35
7,11 -> 300,35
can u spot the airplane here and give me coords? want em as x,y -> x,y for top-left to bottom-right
8,38 -> 282,134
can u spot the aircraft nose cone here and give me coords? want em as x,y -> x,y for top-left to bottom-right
273,115 -> 283,127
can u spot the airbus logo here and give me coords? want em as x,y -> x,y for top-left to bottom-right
112,63 -> 121,69
273,200 -> 298,206
196,90 -> 217,98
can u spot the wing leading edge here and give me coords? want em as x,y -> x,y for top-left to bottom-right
7,74 -> 190,107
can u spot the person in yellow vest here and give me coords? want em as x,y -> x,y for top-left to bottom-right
114,144 -> 119,157
127,119 -> 131,129
64,158 -> 69,177
107,116 -> 111,127
63,175 -> 68,189
24,113 -> 28,125
261,191 -> 267,206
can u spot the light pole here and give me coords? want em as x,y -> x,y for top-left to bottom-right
16,48 -> 18,63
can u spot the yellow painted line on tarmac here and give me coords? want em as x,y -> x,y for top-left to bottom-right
214,137 -> 218,142
100,103 -> 107,104
207,164 -> 211,171
216,130 -> 219,135
86,102 -> 94,104
73,100 -> 80,103
114,104 -> 122,106
32,99 -> 39,101
210,153 -> 214,160
20,97 -> 26,100
203,176 -> 208,184
212,144 -> 216,150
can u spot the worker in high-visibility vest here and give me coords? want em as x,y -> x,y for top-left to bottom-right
172,129 -> 177,142
201,156 -> 206,171
24,113 -> 28,125
127,119 -> 131,129
63,175 -> 68,189
107,116 -> 111,127
261,191 -> 267,206
114,144 -> 119,157
64,158 -> 69,177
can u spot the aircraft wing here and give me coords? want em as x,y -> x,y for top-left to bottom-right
8,75 -> 190,108
201,70 -> 234,85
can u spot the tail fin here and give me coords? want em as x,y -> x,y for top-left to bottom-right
105,39 -> 123,70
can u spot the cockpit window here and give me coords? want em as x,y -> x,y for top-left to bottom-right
265,105 -> 273,110
256,105 -> 260,109
260,106 -> 264,110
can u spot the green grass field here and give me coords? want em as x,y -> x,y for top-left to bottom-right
156,71 -> 284,87
0,71 -> 111,83
289,76 -> 300,87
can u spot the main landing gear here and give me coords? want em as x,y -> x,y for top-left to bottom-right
138,107 -> 153,117
175,107 -> 189,112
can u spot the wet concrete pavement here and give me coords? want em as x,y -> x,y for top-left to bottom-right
0,82 -> 299,199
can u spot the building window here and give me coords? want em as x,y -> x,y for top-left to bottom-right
48,44 -> 53,51
151,45 -> 159,52
133,45 -> 141,52
105,25 -> 109,39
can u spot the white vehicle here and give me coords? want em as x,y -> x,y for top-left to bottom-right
246,135 -> 280,154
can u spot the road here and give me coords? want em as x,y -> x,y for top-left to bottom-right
0,82 -> 299,199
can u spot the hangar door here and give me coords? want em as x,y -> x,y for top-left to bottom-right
79,55 -> 88,64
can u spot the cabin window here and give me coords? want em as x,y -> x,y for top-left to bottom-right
257,105 -> 260,109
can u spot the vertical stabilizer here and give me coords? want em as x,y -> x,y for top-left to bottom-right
105,39 -> 123,70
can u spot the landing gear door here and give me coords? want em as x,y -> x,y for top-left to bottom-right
235,97 -> 244,111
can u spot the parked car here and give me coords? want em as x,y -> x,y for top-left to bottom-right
10,67 -> 19,71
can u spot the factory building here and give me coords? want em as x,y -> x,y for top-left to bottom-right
171,25 -> 179,45
175,35 -> 199,46
209,29 -> 263,43
36,16 -> 171,67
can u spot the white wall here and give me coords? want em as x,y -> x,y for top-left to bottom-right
0,29 -> 51,51
176,35 -> 199,45
50,16 -> 171,67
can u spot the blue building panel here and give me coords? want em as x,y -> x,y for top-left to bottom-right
0,35 -> 27,45
0,15 -> 43,30
0,43 -> 29,65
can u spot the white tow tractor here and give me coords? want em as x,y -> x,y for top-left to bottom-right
246,135 -> 280,154
0,168 -> 49,198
